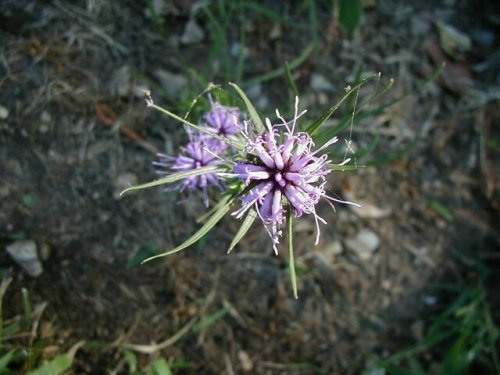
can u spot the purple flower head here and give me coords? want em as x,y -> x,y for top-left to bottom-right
154,135 -> 224,206
203,102 -> 242,137
232,98 -> 358,253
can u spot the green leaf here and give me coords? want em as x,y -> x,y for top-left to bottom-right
22,288 -> 32,331
126,242 -> 160,268
227,208 -> 257,253
22,194 -> 38,207
287,208 -> 298,299
229,82 -> 265,133
120,166 -> 224,196
428,199 -> 454,223
0,350 -> 16,372
26,355 -> 72,375
192,308 -> 229,333
327,163 -> 363,172
123,349 -> 137,372
151,358 -> 172,375
1,322 -> 20,340
284,61 -> 299,97
169,359 -> 193,369
338,0 -> 362,34
143,195 -> 233,262
312,77 -> 393,146
305,74 -> 380,136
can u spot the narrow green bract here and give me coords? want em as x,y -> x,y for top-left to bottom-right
229,82 -> 265,133
120,166 -> 224,196
142,195 -> 233,263
287,208 -> 298,299
227,208 -> 257,253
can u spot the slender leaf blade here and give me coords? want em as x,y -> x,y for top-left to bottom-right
428,199 -> 454,222
284,61 -> 299,97
227,208 -> 257,253
287,208 -> 298,299
244,44 -> 315,87
120,166 -> 224,196
305,74 -> 380,136
192,308 -> 229,333
338,0 -> 362,34
123,349 -> 138,372
143,196 -> 233,262
327,163 -> 363,172
229,82 -> 265,133
0,350 -> 15,372
26,355 -> 72,375
148,102 -> 243,149
152,358 -> 173,375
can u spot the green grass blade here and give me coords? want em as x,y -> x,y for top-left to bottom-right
197,185 -> 241,223
229,82 -> 265,133
244,44 -> 315,88
338,0 -> 362,34
235,21 -> 246,84
143,196 -> 233,262
227,208 -> 257,253
120,166 -> 224,196
0,350 -> 16,372
307,0 -> 319,46
192,308 -> 229,333
287,208 -> 298,299
284,61 -> 299,97
428,199 -> 454,223
355,133 -> 381,161
366,140 -> 419,166
152,358 -> 172,375
21,288 -> 32,331
123,349 -> 137,372
0,276 -> 13,345
305,74 -> 380,136
327,163 -> 363,172
228,2 -> 291,24
26,355 -> 72,375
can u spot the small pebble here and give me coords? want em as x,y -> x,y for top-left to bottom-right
310,74 -> 334,92
154,70 -> 187,98
238,350 -> 253,372
0,105 -> 9,119
345,229 -> 380,260
6,240 -> 43,277
180,18 -> 204,44
114,172 -> 138,199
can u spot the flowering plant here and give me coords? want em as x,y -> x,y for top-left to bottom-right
121,79 -> 388,297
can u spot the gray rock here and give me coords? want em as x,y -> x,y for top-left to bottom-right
0,105 -> 9,120
6,240 -> 43,277
154,69 -> 188,98
180,18 -> 204,45
310,74 -> 334,92
345,229 -> 380,260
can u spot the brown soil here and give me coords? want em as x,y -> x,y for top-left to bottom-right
1,0 -> 498,374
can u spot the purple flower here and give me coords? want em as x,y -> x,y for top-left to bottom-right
154,136 -> 224,206
203,102 -> 242,137
232,98 -> 358,252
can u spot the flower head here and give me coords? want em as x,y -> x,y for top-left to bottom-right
203,102 -> 242,137
154,135 -> 225,206
232,98 -> 353,253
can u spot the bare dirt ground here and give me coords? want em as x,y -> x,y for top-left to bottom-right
1,0 -> 499,374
